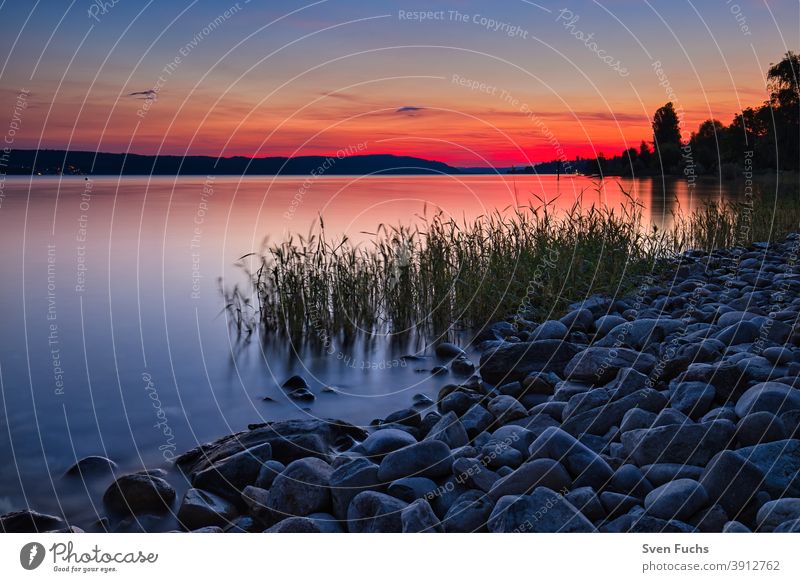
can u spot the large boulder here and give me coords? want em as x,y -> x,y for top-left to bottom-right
329,458 -> 381,520
401,499 -> 443,533
670,382 -> 716,419
266,457 -> 333,518
564,347 -> 657,383
487,488 -> 596,532
192,443 -> 273,501
488,459 -> 572,501
175,419 -> 367,473
644,479 -> 709,521
479,340 -> 580,384
377,440 -> 452,481
735,439 -> 800,497
0,510 -> 65,533
347,491 -> 407,533
424,411 -> 469,449
621,420 -> 735,466
757,499 -> 800,532
561,389 -> 667,436
177,488 -> 238,530
734,382 -> 800,418
360,429 -> 417,459
593,318 -> 684,350
442,490 -> 494,532
103,472 -> 176,516
264,517 -> 321,533
527,427 -> 614,490
700,450 -> 765,520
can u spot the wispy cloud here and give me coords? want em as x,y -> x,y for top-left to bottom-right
128,89 -> 157,100
396,105 -> 424,116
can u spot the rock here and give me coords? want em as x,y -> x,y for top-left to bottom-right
451,357 -> 476,375
387,477 -> 438,503
561,389 -> 667,436
670,382 -> 716,419
645,479 -> 709,521
480,441 -> 523,469
564,347 -> 657,383
652,408 -> 692,427
0,510 -> 65,533
402,499 -> 443,532
282,375 -> 309,390
308,512 -> 344,533
424,411 -> 469,449
715,320 -> 761,345
600,492 -> 641,519
265,517 -> 321,533
722,520 -> 752,533
442,490 -> 494,532
565,487 -> 605,521
593,318 -> 683,350
267,457 -> 333,518
757,499 -> 800,532
676,361 -> 746,401
562,388 -> 611,421
488,459 -> 572,501
103,472 -> 176,515
528,427 -> 614,490
610,464 -> 653,498
620,408 -> 657,434
241,486 -> 271,522
601,513 -> 695,533
621,420 -> 735,466
64,455 -> 117,478
451,457 -> 500,492
361,429 -> 417,459
479,340 -> 581,384
461,404 -> 494,438
192,443 -> 273,501
689,503 -> 729,532
347,491 -> 407,533
735,439 -> 800,496
488,488 -> 596,532
560,308 -> 595,332
735,412 -> 786,447
177,488 -> 238,530
175,419 -> 367,472
377,440 -> 452,481
594,315 -> 627,337
439,391 -> 481,416
384,408 -> 422,427
700,450 -> 765,520
774,518 -> 800,532
533,320 -> 569,340
288,388 -> 315,401
735,382 -> 800,418
254,460 -> 286,489
435,342 -> 466,358
763,346 -> 793,365
487,395 -> 527,422
329,458 -> 381,520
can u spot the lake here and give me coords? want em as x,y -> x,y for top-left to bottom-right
0,173 -> 760,523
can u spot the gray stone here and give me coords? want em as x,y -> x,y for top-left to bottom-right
594,315 -> 627,337
443,490 -> 494,532
735,382 -> 800,418
265,517 -> 321,533
424,411 -> 469,449
103,472 -> 176,516
670,382 -> 716,419
388,477 -> 438,502
488,488 -> 596,532
528,427 -> 615,490
435,342 -> 466,358
561,389 -> 667,436
488,458 -> 572,501
620,408 -> 657,433
361,429 -> 417,460
377,440 -> 452,481
533,320 -> 569,340
192,443 -> 273,501
565,486 -> 605,521
254,460 -> 285,489
460,404 -> 494,438
600,492 -> 641,519
757,499 -> 800,532
645,479 -> 709,521
267,457 -> 333,517
401,499 -> 443,532
452,457 -> 500,492
722,520 -> 752,533
64,455 -> 117,478
763,347 -> 794,365
384,408 -> 422,427
564,347 -> 657,383
347,491 -> 407,533
308,512 -> 343,533
700,450 -> 765,520
610,464 -> 653,498
715,320 -> 760,345
735,412 -> 786,447
0,510 -> 65,533
329,457 -> 380,520
177,488 -> 237,530
735,439 -> 800,496
479,340 -> 581,384
621,420 -> 735,466
487,395 -> 527,422
560,308 -> 595,332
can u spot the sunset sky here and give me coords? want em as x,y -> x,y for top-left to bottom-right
1,0 -> 798,167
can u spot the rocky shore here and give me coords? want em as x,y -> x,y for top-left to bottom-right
4,235 -> 800,533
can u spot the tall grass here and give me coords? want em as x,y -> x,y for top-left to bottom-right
226,185 -> 800,342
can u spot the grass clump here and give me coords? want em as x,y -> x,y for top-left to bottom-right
225,184 -> 800,343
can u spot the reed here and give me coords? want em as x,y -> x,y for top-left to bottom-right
225,184 -> 800,342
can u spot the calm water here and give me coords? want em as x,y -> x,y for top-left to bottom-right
0,174 -> 755,523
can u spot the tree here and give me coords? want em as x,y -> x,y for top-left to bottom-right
690,119 -> 725,173
652,102 -> 682,172
766,51 -> 799,170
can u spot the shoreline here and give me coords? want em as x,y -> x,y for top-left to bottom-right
3,234 -> 800,533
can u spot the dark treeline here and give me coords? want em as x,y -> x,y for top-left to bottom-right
533,52 -> 799,178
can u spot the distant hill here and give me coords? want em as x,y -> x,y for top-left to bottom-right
5,149 -> 461,176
